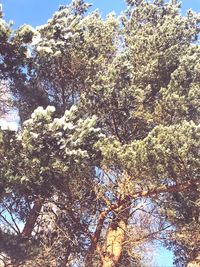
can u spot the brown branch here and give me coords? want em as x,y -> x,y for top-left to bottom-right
66,207 -> 93,240
0,213 -> 19,234
85,201 -> 120,265
90,179 -> 199,253
111,112 -> 122,143
21,196 -> 44,237
7,208 -> 21,234
2,202 -> 21,234
132,179 -> 199,199
90,196 -> 130,253
125,224 -> 172,246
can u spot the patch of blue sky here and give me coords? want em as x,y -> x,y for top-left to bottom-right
154,245 -> 174,267
1,0 -> 200,30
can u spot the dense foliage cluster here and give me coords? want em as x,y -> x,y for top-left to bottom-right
0,1 -> 199,266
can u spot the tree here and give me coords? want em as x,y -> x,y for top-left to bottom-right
7,0 -> 118,122
0,0 -> 199,266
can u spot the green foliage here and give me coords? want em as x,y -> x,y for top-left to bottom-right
2,105 -> 102,196
6,1 -> 119,121
0,0 -> 199,266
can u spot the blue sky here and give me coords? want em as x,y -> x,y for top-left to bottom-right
1,0 -> 200,28
0,0 -> 199,266
1,0 -> 125,28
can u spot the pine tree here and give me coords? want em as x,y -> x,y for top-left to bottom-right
0,1 -> 199,266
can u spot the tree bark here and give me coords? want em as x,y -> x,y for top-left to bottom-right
187,253 -> 200,267
21,197 -> 44,237
102,220 -> 127,267
101,197 -> 131,267
86,179 -> 199,266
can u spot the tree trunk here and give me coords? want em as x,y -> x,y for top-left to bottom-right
187,253 -> 200,267
22,197 -> 44,237
102,219 -> 127,267
101,197 -> 131,267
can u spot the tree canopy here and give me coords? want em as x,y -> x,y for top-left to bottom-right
0,0 -> 199,266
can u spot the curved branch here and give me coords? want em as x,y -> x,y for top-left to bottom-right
21,197 -> 44,237
90,179 -> 199,253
